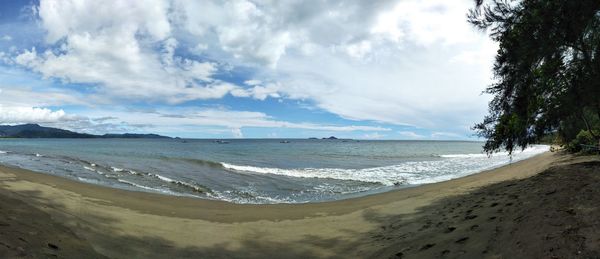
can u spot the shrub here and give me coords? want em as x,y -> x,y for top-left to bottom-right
567,130 -> 598,152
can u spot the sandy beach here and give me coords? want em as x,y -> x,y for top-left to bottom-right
1,151 -> 599,258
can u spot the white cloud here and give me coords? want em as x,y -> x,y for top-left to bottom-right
244,79 -> 262,86
0,104 -> 396,137
8,0 -> 495,135
84,108 -> 391,133
0,105 -> 148,134
14,0 -> 245,103
398,131 -> 426,139
230,127 -> 243,138
0,88 -> 90,107
372,0 -> 475,46
0,106 -> 75,124
431,131 -> 466,139
362,132 -> 385,139
172,0 -> 495,129
231,82 -> 281,100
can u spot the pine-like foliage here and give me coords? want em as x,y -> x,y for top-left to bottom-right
469,0 -> 600,153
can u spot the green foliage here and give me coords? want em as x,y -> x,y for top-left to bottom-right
567,130 -> 599,152
538,132 -> 559,145
469,0 -> 600,154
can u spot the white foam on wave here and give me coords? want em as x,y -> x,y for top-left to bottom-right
151,173 -> 175,183
128,170 -> 143,176
206,189 -> 297,204
82,165 -> 109,177
111,167 -> 123,172
439,145 -> 545,158
222,145 -> 550,186
77,177 -> 100,184
149,173 -> 206,193
117,179 -> 174,194
440,153 -> 490,158
0,150 -> 7,154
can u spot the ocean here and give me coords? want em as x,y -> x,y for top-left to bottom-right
0,139 -> 548,204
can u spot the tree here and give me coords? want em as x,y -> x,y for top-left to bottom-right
468,0 -> 600,153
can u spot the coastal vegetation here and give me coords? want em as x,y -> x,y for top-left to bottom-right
469,0 -> 600,153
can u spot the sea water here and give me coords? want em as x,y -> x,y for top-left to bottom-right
0,139 -> 548,204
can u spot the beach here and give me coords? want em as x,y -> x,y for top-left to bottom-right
0,151 -> 598,258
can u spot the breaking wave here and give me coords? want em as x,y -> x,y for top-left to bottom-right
222,145 -> 549,186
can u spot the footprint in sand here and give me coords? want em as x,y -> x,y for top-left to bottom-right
444,227 -> 456,233
465,215 -> 478,220
420,243 -> 435,251
455,237 -> 469,244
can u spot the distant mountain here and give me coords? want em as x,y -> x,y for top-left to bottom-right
0,124 -> 171,139
0,124 -> 95,138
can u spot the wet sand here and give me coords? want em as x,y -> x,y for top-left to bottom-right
1,151 -> 596,258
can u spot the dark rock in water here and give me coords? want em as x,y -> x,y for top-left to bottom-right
393,179 -> 408,186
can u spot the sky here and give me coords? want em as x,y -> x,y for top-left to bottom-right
0,0 -> 497,139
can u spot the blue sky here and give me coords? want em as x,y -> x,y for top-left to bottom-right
0,0 -> 496,139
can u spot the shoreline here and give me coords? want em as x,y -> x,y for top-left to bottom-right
0,152 -> 552,222
0,139 -> 549,205
0,151 -> 570,257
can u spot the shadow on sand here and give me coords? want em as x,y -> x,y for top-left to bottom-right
1,160 -> 599,258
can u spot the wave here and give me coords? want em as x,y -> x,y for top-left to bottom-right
221,162 -> 433,186
158,156 -> 224,168
0,150 -> 7,154
439,145 -> 547,158
82,160 -> 211,194
105,166 -> 141,176
83,165 -> 96,172
149,173 -> 211,193
117,179 -> 175,194
79,160 -> 211,194
77,177 -> 101,184
206,189 -> 297,204
439,153 -> 490,158
222,145 -> 550,186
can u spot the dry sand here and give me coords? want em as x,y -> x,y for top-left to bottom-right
0,151 -> 597,258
